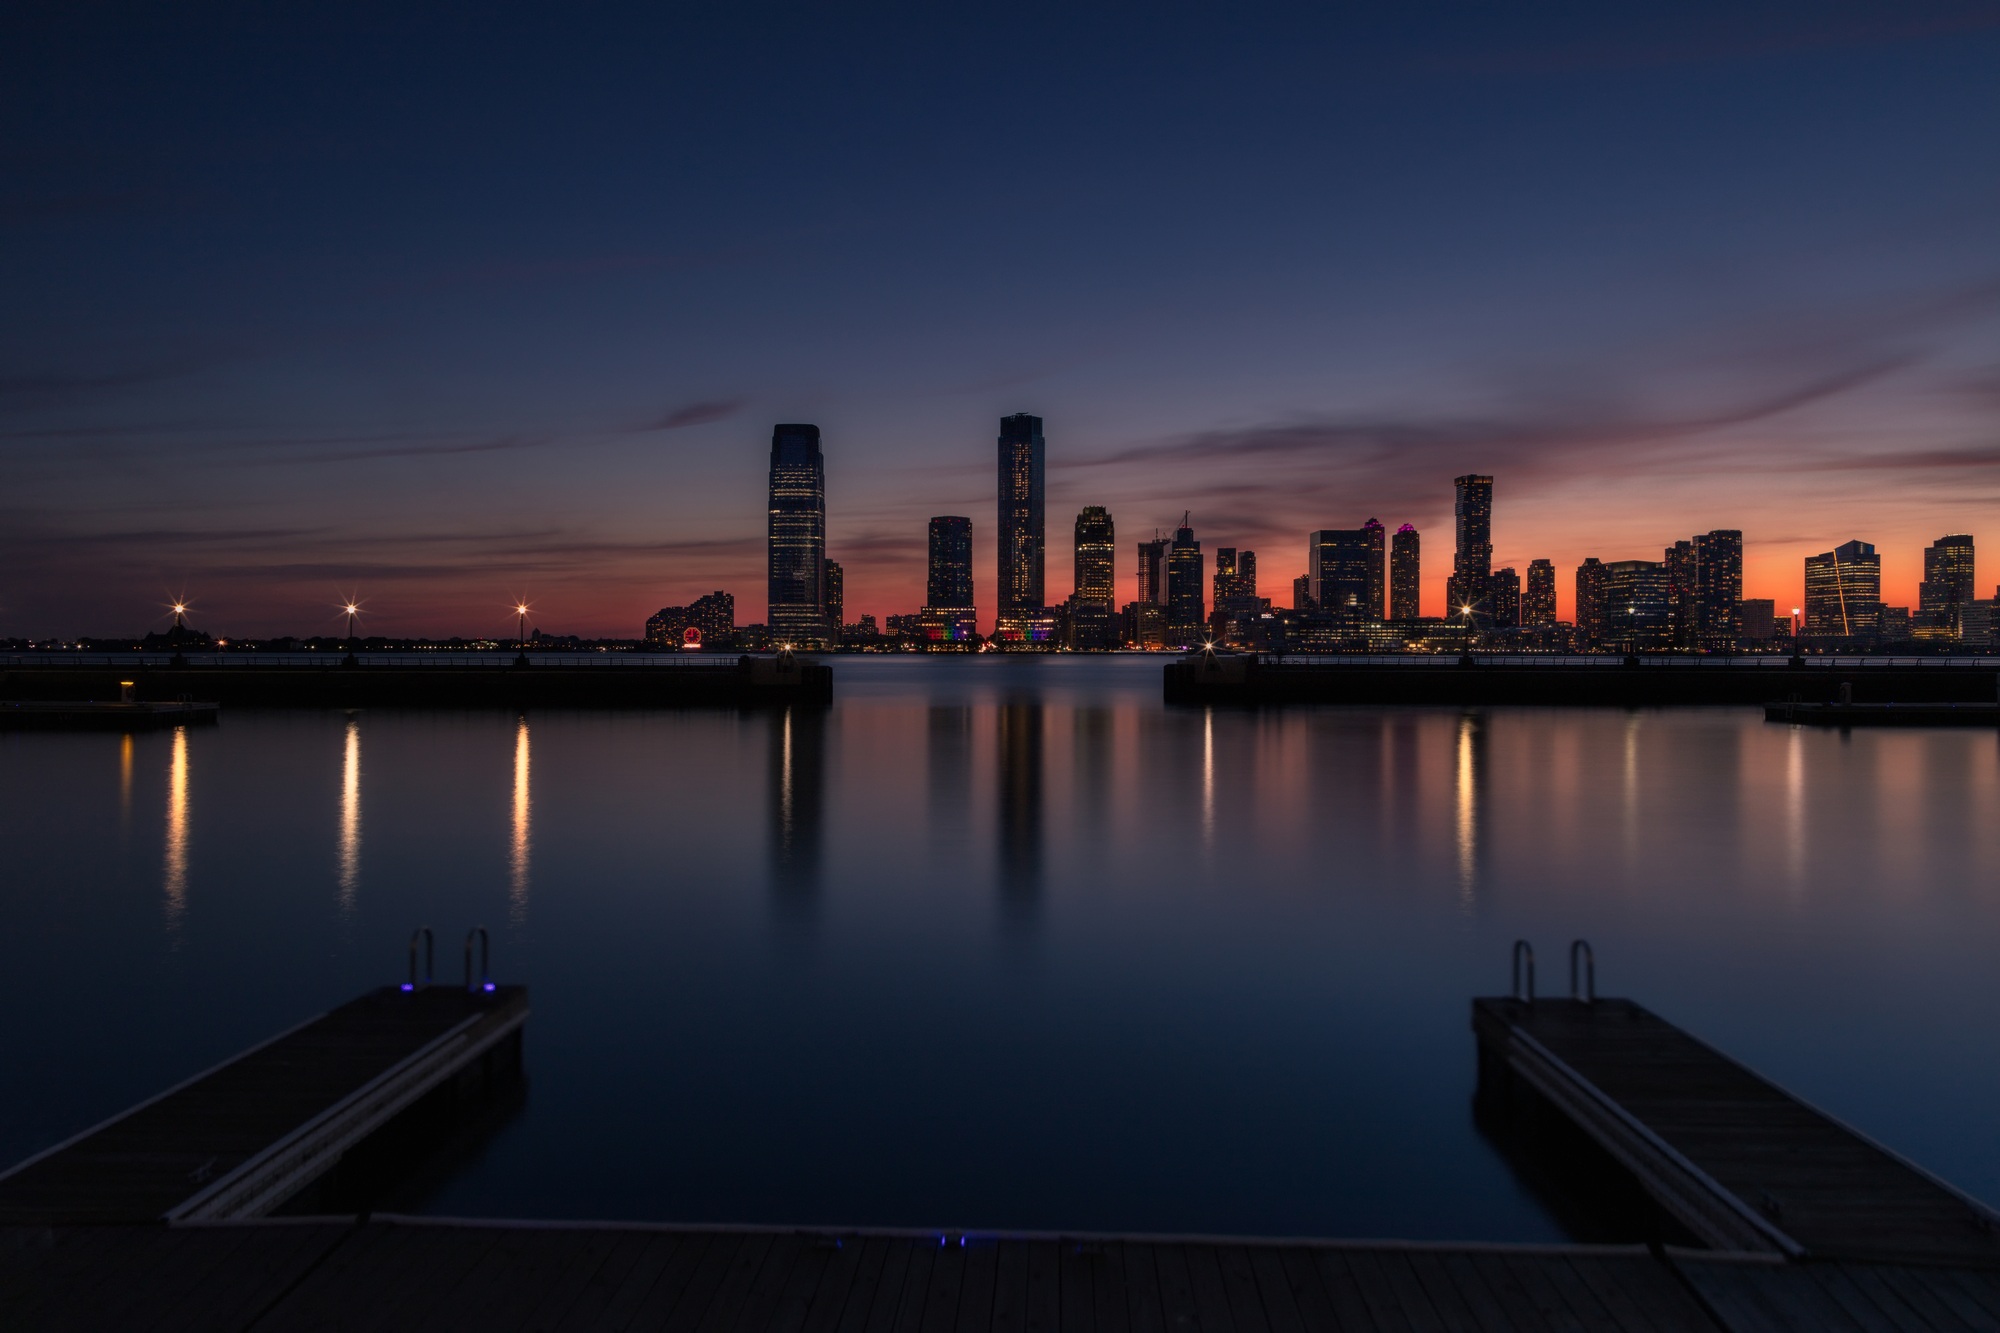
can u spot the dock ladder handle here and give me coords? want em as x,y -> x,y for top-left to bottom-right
1569,939 -> 1595,1004
1511,939 -> 1535,1004
465,927 -> 495,994
404,927 -> 434,992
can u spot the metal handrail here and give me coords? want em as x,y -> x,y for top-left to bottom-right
1570,939 -> 1596,1004
405,927 -> 433,991
464,927 -> 493,993
1512,940 -> 1535,1004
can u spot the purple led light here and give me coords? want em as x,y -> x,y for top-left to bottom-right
400,983 -> 414,992
483,982 -> 496,992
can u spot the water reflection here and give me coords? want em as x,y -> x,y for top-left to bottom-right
1785,724 -> 1806,893
1201,707 -> 1216,850
119,734 -> 134,834
510,714 -> 531,923
998,699 -> 1042,913
769,705 -> 824,901
927,705 -> 972,856
163,727 -> 189,929
1454,712 -> 1485,908
338,716 -> 362,910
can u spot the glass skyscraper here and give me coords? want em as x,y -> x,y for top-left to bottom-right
766,423 -> 826,648
1804,539 -> 1881,637
1390,524 -> 1420,620
1167,517 -> 1204,644
1072,506 -> 1116,609
1919,534 -> 1975,637
1307,527 -> 1379,620
997,414 -> 1045,614
926,516 -> 974,609
1448,474 -> 1493,615
1524,558 -> 1556,627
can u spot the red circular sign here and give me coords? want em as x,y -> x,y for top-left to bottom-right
682,626 -> 702,647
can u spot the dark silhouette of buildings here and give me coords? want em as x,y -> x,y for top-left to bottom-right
1524,559 -> 1556,627
1575,557 -> 1608,645
1447,474 -> 1494,617
997,414 -> 1046,616
767,424 -> 827,648
823,559 -> 844,641
1919,534 -> 1976,638
1362,519 -> 1386,620
1137,534 -> 1169,607
1602,560 -> 1673,651
1490,567 -> 1521,629
1212,547 -> 1260,643
927,516 -> 973,607
1665,530 -> 1743,649
1167,516 -> 1205,644
1307,527 -> 1379,619
1390,524 -> 1420,620
1805,540 -> 1881,637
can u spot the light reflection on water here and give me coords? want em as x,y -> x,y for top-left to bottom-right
4,655 -> 2000,1240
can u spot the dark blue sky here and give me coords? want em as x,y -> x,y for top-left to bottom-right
6,3 -> 2000,634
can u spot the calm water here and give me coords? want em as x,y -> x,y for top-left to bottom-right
5,655 -> 2000,1239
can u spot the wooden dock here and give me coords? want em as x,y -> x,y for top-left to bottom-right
0,983 -> 526,1224
7,1217 -> 2000,1331
1473,995 -> 2000,1268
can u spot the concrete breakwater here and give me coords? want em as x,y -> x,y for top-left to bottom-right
1164,653 -> 2000,707
0,654 -> 832,708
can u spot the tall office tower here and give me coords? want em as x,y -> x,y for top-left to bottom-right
1693,530 -> 1744,649
767,424 -> 827,648
1490,568 -> 1521,628
1073,506 -> 1116,608
1601,560 -> 1674,652
1575,557 -> 1608,646
1739,599 -> 1777,641
1664,539 -> 1697,648
1238,550 -> 1257,601
1803,539 -> 1882,637
926,516 -> 974,609
1138,535 -> 1170,606
1390,525 -> 1420,620
1362,518 -> 1386,619
1524,559 -> 1556,627
997,413 -> 1046,614
1213,548 -> 1240,609
1308,527 -> 1381,619
1447,474 -> 1494,615
1919,534 -> 1976,636
823,560 -> 844,641
1166,516 -> 1205,643
1293,575 -> 1313,612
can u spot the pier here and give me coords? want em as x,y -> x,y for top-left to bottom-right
0,699 -> 218,730
1164,654 -> 2000,708
1766,701 -> 2000,727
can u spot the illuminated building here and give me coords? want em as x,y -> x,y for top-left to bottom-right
1804,540 -> 1881,637
645,591 -> 736,648
918,606 -> 978,645
767,424 -> 827,648
1211,547 -> 1261,644
823,559 -> 844,642
1362,518 -> 1386,619
1739,598 -> 1777,641
1918,534 -> 1975,638
1446,474 -> 1493,616
1307,527 -> 1379,620
1694,530 -> 1743,648
1601,560 -> 1673,651
1293,574 -> 1312,612
1137,535 -> 1169,606
997,413 -> 1045,615
1390,525 -> 1420,620
1575,557 -> 1608,645
1489,567 -> 1520,629
993,608 -> 1058,646
1166,516 -> 1205,644
1524,559 -> 1556,627
1122,600 -> 1166,648
1073,506 -> 1116,610
927,516 -> 974,608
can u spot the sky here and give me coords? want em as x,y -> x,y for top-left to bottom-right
4,3 -> 2000,638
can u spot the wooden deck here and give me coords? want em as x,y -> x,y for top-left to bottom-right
1473,997 -> 2000,1267
7,1218 -> 2000,1332
0,984 -> 527,1224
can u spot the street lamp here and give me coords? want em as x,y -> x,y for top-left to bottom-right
342,600 -> 362,643
514,601 -> 532,649
170,601 -> 188,631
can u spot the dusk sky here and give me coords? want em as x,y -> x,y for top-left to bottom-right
5,4 -> 2000,638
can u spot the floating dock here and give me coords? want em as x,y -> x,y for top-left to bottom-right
1165,654 -> 2000,708
0,699 -> 218,730
1474,981 -> 2000,1267
0,981 -> 526,1224
1767,701 -> 2000,727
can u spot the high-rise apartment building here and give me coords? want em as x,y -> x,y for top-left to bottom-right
1575,557 -> 1608,645
1919,534 -> 1975,637
1308,527 -> 1380,619
1293,574 -> 1313,612
1524,559 -> 1556,627
1804,540 -> 1882,637
1693,530 -> 1743,648
1490,568 -> 1521,629
926,516 -> 974,609
1138,535 -> 1169,606
645,590 -> 736,648
1073,506 -> 1116,609
1447,474 -> 1493,616
1390,525 -> 1420,620
997,414 -> 1045,614
1664,539 -> 1697,647
1211,547 -> 1261,643
1362,518 -> 1386,620
767,424 -> 827,648
1166,516 -> 1205,644
823,559 -> 844,641
1601,560 -> 1674,652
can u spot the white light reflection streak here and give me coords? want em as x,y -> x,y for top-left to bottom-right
1622,713 -> 1642,861
780,709 -> 794,845
1201,707 -> 1215,849
1454,715 -> 1475,907
338,717 -> 361,910
119,734 -> 134,832
510,715 -> 532,922
164,727 -> 189,929
1786,725 -> 1807,892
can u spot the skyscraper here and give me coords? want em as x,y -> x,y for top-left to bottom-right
1490,568 -> 1521,629
1525,559 -> 1556,627
1390,525 -> 1420,620
1575,557 -> 1607,645
1362,518 -> 1386,620
1447,474 -> 1493,616
1073,506 -> 1116,609
926,516 -> 974,609
1602,560 -> 1674,652
1804,540 -> 1882,637
1664,539 -> 1697,648
1166,515 -> 1204,644
997,413 -> 1045,614
1919,534 -> 1975,637
1308,527 -> 1379,619
1693,530 -> 1743,649
767,424 -> 826,648
823,559 -> 844,641
1137,535 -> 1169,606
